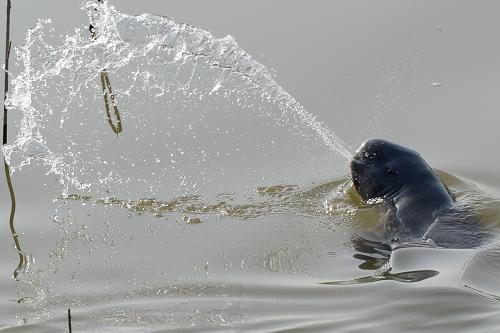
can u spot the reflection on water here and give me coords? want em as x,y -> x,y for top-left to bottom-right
60,170 -> 500,249
4,162 -> 24,279
463,284 -> 500,302
60,170 -> 500,286
320,269 -> 440,285
61,180 -> 346,220
459,241 -> 500,301
354,253 -> 388,270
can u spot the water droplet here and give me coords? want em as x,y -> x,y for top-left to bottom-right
210,82 -> 222,94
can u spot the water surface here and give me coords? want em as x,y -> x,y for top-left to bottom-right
1,1 -> 500,332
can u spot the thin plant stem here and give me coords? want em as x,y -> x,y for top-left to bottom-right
3,0 -> 11,144
68,309 -> 72,333
90,0 -> 123,135
3,0 -> 23,279
100,69 -> 122,134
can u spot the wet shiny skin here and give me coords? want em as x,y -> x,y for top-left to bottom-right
350,139 -> 490,247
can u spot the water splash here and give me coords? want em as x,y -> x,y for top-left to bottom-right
1,3 -> 353,313
3,0 -> 351,198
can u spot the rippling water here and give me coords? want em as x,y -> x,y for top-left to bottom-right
1,1 -> 500,332
2,169 -> 500,332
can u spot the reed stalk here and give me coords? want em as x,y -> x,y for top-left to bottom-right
68,309 -> 72,333
3,0 -> 11,144
90,0 -> 123,135
3,0 -> 23,279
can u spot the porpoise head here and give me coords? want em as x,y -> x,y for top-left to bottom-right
350,139 -> 433,201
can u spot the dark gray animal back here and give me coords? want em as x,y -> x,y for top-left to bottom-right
425,207 -> 493,248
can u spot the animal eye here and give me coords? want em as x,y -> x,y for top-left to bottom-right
387,168 -> 396,175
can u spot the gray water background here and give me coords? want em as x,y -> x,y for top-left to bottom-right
1,1 -> 500,332
2,0 -> 500,181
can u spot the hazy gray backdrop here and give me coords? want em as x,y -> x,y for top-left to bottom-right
2,1 -> 499,190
